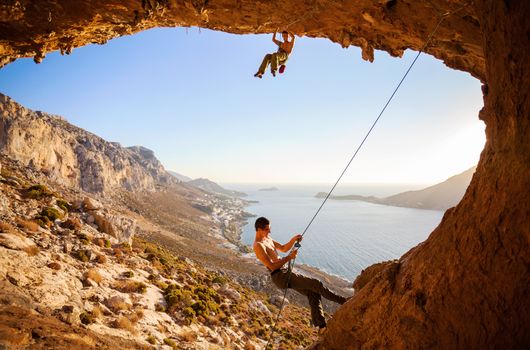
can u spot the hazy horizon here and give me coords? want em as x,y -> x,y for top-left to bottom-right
0,27 -> 485,185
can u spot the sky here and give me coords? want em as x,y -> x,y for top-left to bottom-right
0,27 -> 485,186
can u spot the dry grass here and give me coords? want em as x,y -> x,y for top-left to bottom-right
113,316 -> 136,333
0,221 -> 15,233
23,245 -> 40,256
16,218 -> 39,232
94,238 -> 105,247
105,296 -> 132,313
126,309 -> 144,324
62,217 -> 82,231
95,254 -> 107,264
113,280 -> 147,294
92,305 -> 103,319
179,329 -> 198,342
47,262 -> 61,270
85,268 -> 103,284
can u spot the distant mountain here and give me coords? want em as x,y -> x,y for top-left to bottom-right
168,170 -> 192,182
187,178 -> 247,197
0,93 -> 171,193
316,167 -> 476,211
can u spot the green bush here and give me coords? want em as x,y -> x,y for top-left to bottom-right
163,338 -> 177,349
146,335 -> 157,345
25,184 -> 54,199
35,216 -> 51,228
104,239 -> 111,248
123,271 -> 134,278
74,250 -> 90,262
40,207 -> 63,221
78,233 -> 90,245
56,199 -> 70,212
212,275 -> 228,285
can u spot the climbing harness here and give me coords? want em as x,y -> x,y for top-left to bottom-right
263,1 -> 474,348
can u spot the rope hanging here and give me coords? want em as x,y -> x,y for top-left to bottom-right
263,1 -> 474,347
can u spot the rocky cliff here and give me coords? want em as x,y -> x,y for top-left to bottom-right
0,0 -> 529,349
0,94 -> 171,193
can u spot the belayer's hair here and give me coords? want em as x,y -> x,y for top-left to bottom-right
282,31 -> 288,35
255,217 -> 270,231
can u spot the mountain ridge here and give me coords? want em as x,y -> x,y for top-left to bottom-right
316,167 -> 476,211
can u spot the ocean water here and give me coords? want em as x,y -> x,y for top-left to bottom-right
227,184 -> 444,281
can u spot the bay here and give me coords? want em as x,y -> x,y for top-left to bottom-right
227,184 -> 444,281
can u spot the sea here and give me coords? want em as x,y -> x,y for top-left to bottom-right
226,184 -> 444,281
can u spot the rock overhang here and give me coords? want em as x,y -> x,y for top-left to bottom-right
0,0 -> 484,80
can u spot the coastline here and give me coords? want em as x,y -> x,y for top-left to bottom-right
211,192 -> 355,296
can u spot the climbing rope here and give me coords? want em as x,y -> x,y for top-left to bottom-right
262,1 -> 474,347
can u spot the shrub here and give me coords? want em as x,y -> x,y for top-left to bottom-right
212,275 -> 228,285
23,245 -> 40,256
113,280 -> 147,294
179,329 -> 198,342
35,217 -> 51,228
74,250 -> 90,262
123,271 -> 134,278
78,233 -> 90,245
122,242 -> 131,250
79,312 -> 95,325
155,303 -> 166,312
105,239 -> 111,248
105,296 -> 131,313
85,268 -> 103,283
94,238 -> 105,247
163,338 -> 178,349
25,184 -> 54,199
91,305 -> 103,319
47,262 -> 61,270
127,309 -> 144,324
56,199 -> 70,212
156,280 -> 168,290
164,285 -> 194,312
40,207 -> 63,221
15,218 -> 39,232
146,335 -> 157,345
95,254 -> 107,264
0,221 -> 15,233
113,316 -> 135,333
62,217 -> 82,231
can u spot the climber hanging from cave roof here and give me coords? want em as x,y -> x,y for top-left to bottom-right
254,30 -> 295,78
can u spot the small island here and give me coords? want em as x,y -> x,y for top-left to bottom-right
258,186 -> 279,191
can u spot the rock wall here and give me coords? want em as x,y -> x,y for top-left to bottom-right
0,93 -> 171,193
0,0 -> 484,79
317,1 -> 530,349
0,0 -> 528,348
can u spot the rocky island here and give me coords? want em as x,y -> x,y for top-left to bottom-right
258,187 -> 279,191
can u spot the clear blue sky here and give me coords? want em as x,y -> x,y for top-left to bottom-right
0,27 -> 484,185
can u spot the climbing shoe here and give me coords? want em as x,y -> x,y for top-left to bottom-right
254,72 -> 262,79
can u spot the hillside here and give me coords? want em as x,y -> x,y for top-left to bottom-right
0,93 -> 171,193
0,94 -> 351,349
316,167 -> 476,211
168,170 -> 192,183
186,178 -> 247,198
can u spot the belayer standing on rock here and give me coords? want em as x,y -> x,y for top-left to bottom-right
252,217 -> 348,331
254,31 -> 295,78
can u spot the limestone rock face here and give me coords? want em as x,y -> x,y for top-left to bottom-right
0,93 -> 171,193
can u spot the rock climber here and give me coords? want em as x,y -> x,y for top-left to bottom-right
252,217 -> 348,331
254,31 -> 295,78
